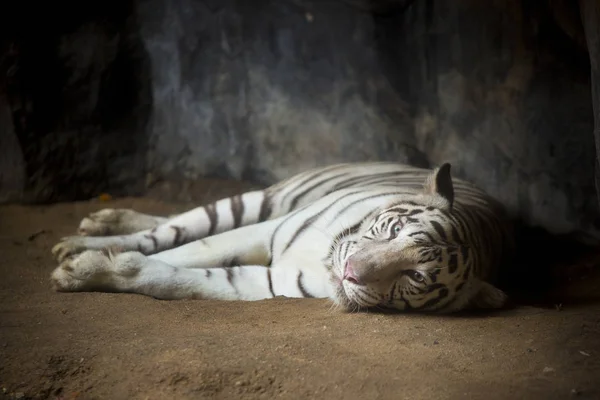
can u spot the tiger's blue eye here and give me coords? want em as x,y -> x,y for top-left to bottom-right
394,225 -> 401,234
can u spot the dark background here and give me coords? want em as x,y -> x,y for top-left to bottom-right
1,0 -> 599,240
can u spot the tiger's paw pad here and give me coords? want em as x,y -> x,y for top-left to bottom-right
78,208 -> 162,236
50,250 -> 114,292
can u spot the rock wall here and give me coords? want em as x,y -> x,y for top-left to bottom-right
1,0 -> 598,239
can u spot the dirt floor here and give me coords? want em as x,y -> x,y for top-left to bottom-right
1,181 -> 600,400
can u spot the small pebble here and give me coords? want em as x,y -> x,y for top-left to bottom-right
433,340 -> 439,345
543,367 -> 555,373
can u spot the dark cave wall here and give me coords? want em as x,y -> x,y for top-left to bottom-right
388,1 -> 596,236
581,0 -> 600,213
0,2 -> 151,202
138,0 -> 422,184
1,0 -> 598,239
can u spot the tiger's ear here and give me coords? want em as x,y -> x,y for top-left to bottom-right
470,280 -> 508,309
423,163 -> 454,210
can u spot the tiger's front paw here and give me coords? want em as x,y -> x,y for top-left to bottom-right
51,236 -> 89,262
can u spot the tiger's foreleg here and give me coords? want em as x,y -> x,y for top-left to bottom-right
51,250 -> 278,301
52,189 -> 274,262
50,220 -> 292,300
52,220 -> 274,298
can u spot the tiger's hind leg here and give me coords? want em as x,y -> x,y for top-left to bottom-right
51,162 -> 359,262
78,209 -> 169,236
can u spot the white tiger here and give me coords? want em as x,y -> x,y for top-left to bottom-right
50,162 -> 514,313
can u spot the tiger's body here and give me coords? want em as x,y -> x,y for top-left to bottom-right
50,162 -> 514,313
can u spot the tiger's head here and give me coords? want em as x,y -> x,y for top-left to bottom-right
328,163 -> 509,313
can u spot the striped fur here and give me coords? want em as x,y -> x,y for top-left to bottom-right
50,162 -> 514,313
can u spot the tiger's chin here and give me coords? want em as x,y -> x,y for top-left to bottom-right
328,274 -> 379,312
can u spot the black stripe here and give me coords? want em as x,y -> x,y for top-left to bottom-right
267,269 -> 276,297
450,224 -> 461,242
266,252 -> 273,267
230,195 -> 244,228
448,253 -> 458,274
331,171 -> 418,191
450,214 -> 475,259
327,221 -> 363,261
360,290 -> 380,302
276,189 -> 365,256
430,220 -> 447,240
460,244 -> 469,264
385,216 -> 394,227
144,234 -> 158,251
418,287 -> 449,310
283,190 -> 399,255
342,242 -> 352,259
385,206 -> 408,214
399,201 -> 421,207
205,269 -> 212,278
407,209 -> 424,216
171,225 -> 184,246
338,221 -> 362,240
205,203 -> 219,236
289,172 -> 349,209
331,191 -> 407,221
258,194 -> 272,222
297,271 -> 314,298
269,213 -> 295,262
409,230 -> 435,242
387,282 -> 398,303
354,291 -> 374,307
281,164 -> 346,205
226,268 -> 235,287
281,213 -> 322,254
462,264 -> 471,280
225,257 -> 241,267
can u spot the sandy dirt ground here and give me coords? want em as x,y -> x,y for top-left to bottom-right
1,181 -> 600,400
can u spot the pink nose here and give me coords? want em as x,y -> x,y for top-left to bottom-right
344,259 -> 361,285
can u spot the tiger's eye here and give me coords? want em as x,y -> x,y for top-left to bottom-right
408,270 -> 426,283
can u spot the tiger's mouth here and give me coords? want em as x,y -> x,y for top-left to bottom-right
328,242 -> 381,310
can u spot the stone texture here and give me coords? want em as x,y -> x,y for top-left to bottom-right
1,0 -> 599,240
0,2 -> 151,202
